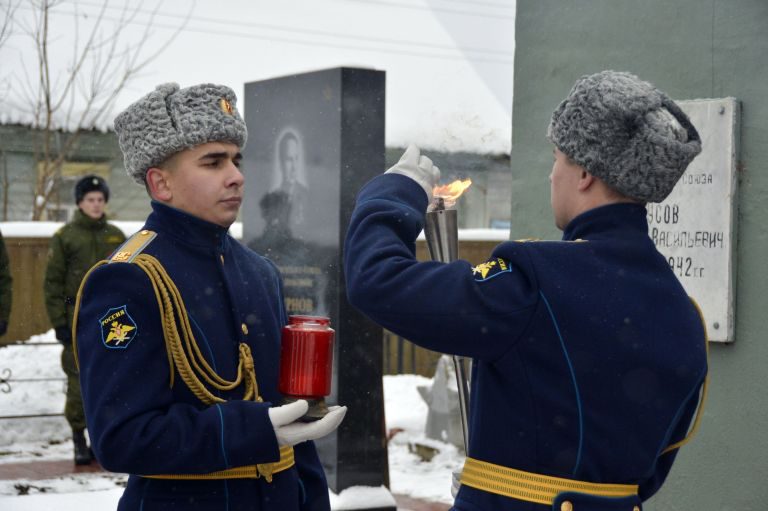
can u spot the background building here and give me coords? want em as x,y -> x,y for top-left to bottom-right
0,124 -> 150,222
0,124 -> 511,229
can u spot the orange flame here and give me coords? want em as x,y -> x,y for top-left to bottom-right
432,178 -> 472,207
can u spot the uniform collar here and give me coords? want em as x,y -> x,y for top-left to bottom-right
562,203 -> 649,241
145,201 -> 231,250
73,208 -> 107,229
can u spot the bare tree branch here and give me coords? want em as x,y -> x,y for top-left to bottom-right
0,1 -> 22,102
3,0 -> 193,219
0,1 -> 20,49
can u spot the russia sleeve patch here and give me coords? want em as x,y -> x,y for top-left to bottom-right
472,257 -> 513,282
99,305 -> 138,349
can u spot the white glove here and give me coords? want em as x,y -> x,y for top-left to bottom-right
268,400 -> 348,447
385,143 -> 441,203
451,469 -> 461,498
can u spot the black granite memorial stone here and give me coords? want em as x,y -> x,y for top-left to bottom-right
242,68 -> 392,503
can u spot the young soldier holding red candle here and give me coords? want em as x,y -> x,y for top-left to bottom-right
74,83 -> 346,511
344,71 -> 708,511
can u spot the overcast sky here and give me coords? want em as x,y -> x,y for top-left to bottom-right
0,0 -> 516,154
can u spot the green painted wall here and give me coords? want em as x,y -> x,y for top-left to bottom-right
511,1 -> 767,509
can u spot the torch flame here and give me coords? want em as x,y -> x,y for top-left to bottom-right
432,178 -> 472,209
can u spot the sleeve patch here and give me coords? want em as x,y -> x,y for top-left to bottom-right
472,257 -> 513,282
99,305 -> 138,349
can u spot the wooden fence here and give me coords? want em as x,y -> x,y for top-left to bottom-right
2,237 -> 51,345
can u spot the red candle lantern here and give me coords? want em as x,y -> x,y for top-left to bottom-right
278,315 -> 335,421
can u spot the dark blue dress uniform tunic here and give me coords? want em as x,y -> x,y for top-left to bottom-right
75,202 -> 329,511
344,174 -> 708,511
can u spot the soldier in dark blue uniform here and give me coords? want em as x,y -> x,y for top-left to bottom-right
74,83 -> 346,511
344,71 -> 708,511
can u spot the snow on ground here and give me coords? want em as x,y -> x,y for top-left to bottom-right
0,331 -> 460,509
384,374 -> 462,503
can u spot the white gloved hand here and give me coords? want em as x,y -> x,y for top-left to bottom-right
268,400 -> 348,447
385,144 -> 441,203
451,469 -> 461,498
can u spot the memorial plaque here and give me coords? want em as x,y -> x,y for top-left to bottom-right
242,68 -> 393,503
648,98 -> 740,342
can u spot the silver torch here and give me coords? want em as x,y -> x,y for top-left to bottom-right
424,182 -> 472,452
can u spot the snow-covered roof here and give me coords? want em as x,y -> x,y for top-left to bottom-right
0,112 -> 114,134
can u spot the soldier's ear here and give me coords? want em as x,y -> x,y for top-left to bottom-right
146,167 -> 172,201
577,171 -> 596,192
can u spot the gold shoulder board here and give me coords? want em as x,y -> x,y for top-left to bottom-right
110,230 -> 157,263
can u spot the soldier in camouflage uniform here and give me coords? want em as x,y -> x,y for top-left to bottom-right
0,229 -> 11,338
44,175 -> 125,464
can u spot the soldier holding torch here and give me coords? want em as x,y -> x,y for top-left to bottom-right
344,71 -> 708,511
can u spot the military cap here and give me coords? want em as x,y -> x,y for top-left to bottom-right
75,174 -> 110,203
547,70 -> 702,202
114,83 -> 247,184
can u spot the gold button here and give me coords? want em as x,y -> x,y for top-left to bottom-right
220,255 -> 225,264
633,507 -> 640,511
560,501 -> 573,511
241,323 -> 249,335
140,230 -> 149,235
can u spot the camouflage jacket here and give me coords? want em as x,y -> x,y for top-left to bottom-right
44,210 -> 125,329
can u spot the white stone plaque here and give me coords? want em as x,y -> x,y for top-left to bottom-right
647,98 -> 739,343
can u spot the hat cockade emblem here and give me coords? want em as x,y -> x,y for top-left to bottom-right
220,98 -> 234,115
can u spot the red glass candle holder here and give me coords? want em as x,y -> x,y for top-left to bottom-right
278,315 -> 335,421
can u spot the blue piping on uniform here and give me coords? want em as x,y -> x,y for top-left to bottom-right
298,478 -> 307,504
224,479 -> 230,511
655,372 -> 706,459
473,267 -> 513,282
539,290 -> 584,475
190,315 -> 217,372
139,477 -> 151,511
215,404 -> 230,468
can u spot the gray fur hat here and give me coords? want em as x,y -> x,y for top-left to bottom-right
547,71 -> 701,202
114,83 -> 247,184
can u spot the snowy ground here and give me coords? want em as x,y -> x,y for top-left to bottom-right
0,330 -> 461,510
